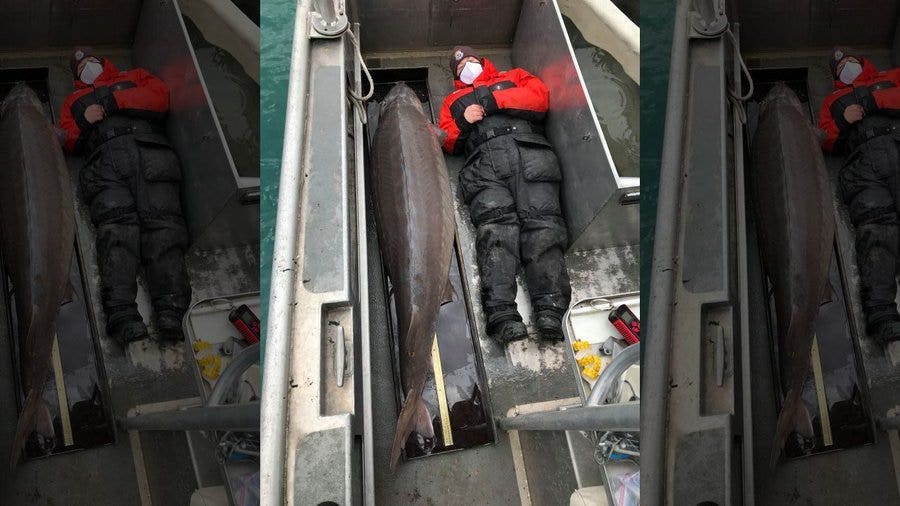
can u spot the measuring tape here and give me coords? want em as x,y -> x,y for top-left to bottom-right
51,335 -> 74,446
431,333 -> 453,447
811,334 -> 833,447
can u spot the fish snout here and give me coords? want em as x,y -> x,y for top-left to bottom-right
381,82 -> 424,115
1,83 -> 43,116
760,82 -> 804,115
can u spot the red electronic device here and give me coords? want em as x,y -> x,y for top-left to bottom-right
229,304 -> 261,344
609,304 -> 640,345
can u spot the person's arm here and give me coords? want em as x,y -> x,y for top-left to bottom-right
817,100 -> 843,153
865,68 -> 900,113
98,68 -> 170,117
439,91 -> 473,154
470,68 -> 549,122
59,94 -> 87,154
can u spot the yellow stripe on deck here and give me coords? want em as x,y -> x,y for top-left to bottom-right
431,333 -> 453,447
811,334 -> 832,447
51,335 -> 74,446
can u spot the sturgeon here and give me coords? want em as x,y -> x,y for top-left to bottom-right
750,83 -> 834,466
370,83 -> 455,470
0,83 -> 76,467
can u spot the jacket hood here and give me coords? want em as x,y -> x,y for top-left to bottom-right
74,58 -> 119,89
454,57 -> 500,89
833,58 -> 879,89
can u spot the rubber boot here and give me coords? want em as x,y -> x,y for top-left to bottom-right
156,311 -> 184,342
535,310 -> 564,341
112,320 -> 150,344
872,319 -> 900,345
491,320 -> 528,345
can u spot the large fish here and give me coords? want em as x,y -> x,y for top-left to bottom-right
0,83 -> 76,467
370,83 -> 455,470
750,83 -> 834,467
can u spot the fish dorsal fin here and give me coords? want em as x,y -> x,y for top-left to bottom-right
820,281 -> 834,307
61,280 -> 76,306
441,279 -> 456,306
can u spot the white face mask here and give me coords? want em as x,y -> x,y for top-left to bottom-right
80,60 -> 103,85
459,61 -> 483,85
839,61 -> 863,85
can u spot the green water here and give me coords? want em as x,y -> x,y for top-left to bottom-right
184,17 -> 260,178
260,0 -> 296,350
640,0 -> 673,311
565,16 -> 640,178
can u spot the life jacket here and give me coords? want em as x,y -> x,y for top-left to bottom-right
818,58 -> 900,153
59,59 -> 169,154
438,58 -> 550,155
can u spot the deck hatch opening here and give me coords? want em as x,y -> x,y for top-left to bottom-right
1,70 -> 116,460
745,67 -> 876,459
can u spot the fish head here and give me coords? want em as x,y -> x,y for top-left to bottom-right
381,82 -> 425,116
1,83 -> 42,116
760,82 -> 804,116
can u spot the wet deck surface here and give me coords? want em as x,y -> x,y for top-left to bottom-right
365,52 -> 639,505
0,50 -> 260,505
743,49 -> 900,505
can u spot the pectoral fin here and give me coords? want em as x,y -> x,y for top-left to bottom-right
429,123 -> 448,145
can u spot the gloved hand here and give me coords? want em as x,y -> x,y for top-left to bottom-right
93,86 -> 119,114
853,85 -> 878,115
473,85 -> 499,115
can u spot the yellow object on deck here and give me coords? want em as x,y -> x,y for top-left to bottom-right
193,339 -> 222,381
573,339 -> 592,352
576,353 -> 603,380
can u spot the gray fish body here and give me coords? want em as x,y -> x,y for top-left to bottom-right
371,83 -> 455,470
0,83 -> 75,466
750,83 -> 834,466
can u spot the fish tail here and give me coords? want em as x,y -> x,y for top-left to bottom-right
9,389 -> 42,470
769,386 -> 805,468
389,379 -> 430,472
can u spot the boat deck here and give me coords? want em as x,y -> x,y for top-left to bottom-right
743,48 -> 900,505
0,49 -> 260,506
364,52 -> 639,504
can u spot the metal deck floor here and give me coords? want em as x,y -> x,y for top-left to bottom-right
365,53 -> 639,505
743,49 -> 900,504
0,50 -> 260,506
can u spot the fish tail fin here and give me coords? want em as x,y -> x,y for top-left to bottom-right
769,387 -> 807,469
389,379 -> 430,472
9,389 -> 42,470
416,401 -> 435,438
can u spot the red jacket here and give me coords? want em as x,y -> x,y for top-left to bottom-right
818,59 -> 900,152
438,58 -> 549,154
59,59 -> 169,153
